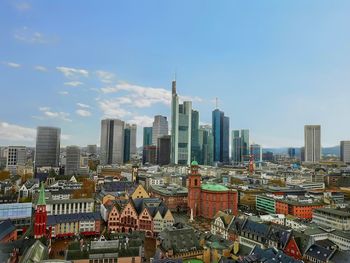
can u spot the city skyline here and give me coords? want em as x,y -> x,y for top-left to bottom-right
1,1 -> 350,148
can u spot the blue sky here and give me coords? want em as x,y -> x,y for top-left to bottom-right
1,0 -> 350,148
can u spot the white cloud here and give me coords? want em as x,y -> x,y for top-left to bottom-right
34,65 -> 47,72
96,70 -> 115,83
100,81 -> 202,108
77,103 -> 90,108
35,107 -> 72,122
3,62 -> 21,68
64,81 -> 83,87
76,109 -> 91,117
14,27 -> 54,44
56,66 -> 89,78
0,122 -> 35,142
58,91 -> 69,95
98,99 -> 132,119
127,115 -> 154,127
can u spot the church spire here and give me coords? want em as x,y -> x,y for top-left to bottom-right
37,182 -> 46,206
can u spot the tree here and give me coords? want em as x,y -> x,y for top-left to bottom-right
268,179 -> 286,187
0,171 -> 10,181
72,179 -> 95,198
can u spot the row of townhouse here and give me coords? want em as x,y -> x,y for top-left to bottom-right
104,197 -> 174,237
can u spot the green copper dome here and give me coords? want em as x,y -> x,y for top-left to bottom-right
191,160 -> 199,166
201,184 -> 228,192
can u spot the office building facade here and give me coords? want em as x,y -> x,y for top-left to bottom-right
250,144 -> 262,162
212,109 -> 229,164
152,115 -> 168,146
170,80 -> 192,165
340,141 -> 350,164
231,130 -> 242,164
100,119 -> 125,165
124,126 -> 131,163
199,125 -> 213,166
191,110 -> 200,163
157,135 -> 171,165
304,125 -> 321,163
65,146 -> 81,176
35,127 -> 61,168
6,146 -> 26,174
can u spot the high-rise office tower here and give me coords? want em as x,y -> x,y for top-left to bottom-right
65,146 -> 81,176
143,127 -> 153,165
340,141 -> 350,164
143,127 -> 153,147
127,124 -> 137,155
199,125 -> 213,166
304,125 -> 321,163
6,146 -> 26,174
223,116 -> 230,164
191,110 -> 200,163
212,108 -> 230,164
35,127 -> 61,168
100,119 -> 125,165
152,115 -> 168,146
231,130 -> 242,164
170,80 -> 192,165
241,129 -> 250,161
124,127 -> 131,163
157,135 -> 171,165
250,144 -> 262,162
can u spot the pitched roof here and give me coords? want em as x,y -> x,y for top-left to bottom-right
214,211 -> 234,227
0,220 -> 16,240
37,182 -> 46,206
47,212 -> 101,226
304,244 -> 335,262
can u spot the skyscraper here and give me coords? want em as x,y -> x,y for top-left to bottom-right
212,108 -> 230,164
250,144 -> 262,162
143,127 -> 153,147
128,124 -> 137,155
199,125 -> 213,166
304,125 -> 321,163
87,144 -> 97,155
157,135 -> 171,165
152,115 -> 168,146
231,130 -> 242,164
124,127 -> 131,163
100,119 -> 125,165
340,141 -> 350,164
143,127 -> 153,165
65,146 -> 80,176
191,110 -> 200,163
170,80 -> 192,165
241,129 -> 250,161
35,127 -> 61,168
223,116 -> 230,164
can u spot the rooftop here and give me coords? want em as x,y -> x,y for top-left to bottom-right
201,184 -> 229,192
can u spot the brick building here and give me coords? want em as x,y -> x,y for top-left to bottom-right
276,199 -> 324,220
188,161 -> 238,219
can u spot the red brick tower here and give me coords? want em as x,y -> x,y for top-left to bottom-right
34,183 -> 47,239
188,160 -> 201,218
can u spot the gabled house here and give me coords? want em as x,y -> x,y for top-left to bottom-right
211,211 -> 235,239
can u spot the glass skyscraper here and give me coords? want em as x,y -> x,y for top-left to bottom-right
212,108 -> 229,164
143,127 -> 153,147
100,119 -> 125,165
191,110 -> 200,163
35,126 -> 61,168
170,80 -> 192,165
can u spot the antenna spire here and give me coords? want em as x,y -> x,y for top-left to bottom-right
215,97 -> 219,109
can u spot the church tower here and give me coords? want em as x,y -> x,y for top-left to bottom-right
188,160 -> 201,218
34,183 -> 47,239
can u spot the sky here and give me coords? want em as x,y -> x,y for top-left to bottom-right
1,0 -> 350,148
